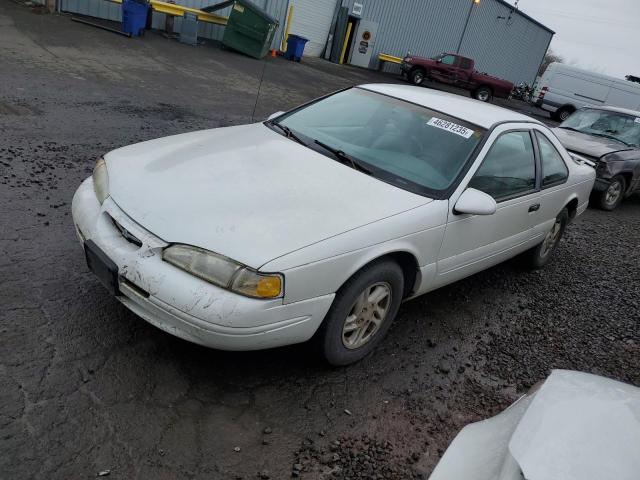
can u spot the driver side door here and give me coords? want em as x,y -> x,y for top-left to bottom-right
432,54 -> 458,84
435,129 -> 542,287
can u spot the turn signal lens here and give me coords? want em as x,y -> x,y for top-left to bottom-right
231,269 -> 283,299
257,276 -> 282,298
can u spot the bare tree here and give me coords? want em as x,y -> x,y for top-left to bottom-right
538,49 -> 564,76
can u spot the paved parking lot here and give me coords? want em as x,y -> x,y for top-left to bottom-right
1,3 -> 638,479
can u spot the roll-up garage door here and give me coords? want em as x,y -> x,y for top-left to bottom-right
288,0 -> 337,57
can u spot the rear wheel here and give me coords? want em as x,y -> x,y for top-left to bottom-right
315,260 -> 404,366
409,67 -> 426,85
594,175 -> 626,211
525,208 -> 569,269
554,106 -> 574,122
472,86 -> 492,102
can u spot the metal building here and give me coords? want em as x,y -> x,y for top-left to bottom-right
59,0 -> 552,84
336,0 -> 554,84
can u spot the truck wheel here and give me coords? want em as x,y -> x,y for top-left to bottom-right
473,87 -> 492,102
554,106 -> 574,122
594,175 -> 626,211
409,67 -> 426,85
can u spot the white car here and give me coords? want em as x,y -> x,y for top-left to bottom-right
72,84 -> 595,365
429,370 -> 640,480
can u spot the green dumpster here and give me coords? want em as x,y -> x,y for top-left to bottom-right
205,0 -> 278,59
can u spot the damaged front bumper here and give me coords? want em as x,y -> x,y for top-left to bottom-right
71,178 -> 334,351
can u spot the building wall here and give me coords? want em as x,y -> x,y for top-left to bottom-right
59,0 -> 290,51
341,0 -> 552,84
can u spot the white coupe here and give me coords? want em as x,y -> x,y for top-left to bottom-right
72,85 -> 595,365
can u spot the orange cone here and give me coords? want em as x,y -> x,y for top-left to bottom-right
271,48 -> 276,58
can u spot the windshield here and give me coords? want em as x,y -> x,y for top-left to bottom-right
560,109 -> 640,147
275,88 -> 485,195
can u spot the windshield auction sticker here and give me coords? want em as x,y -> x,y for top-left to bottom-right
427,117 -> 474,139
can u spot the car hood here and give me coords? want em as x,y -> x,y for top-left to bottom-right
509,370 -> 640,480
429,370 -> 640,480
105,123 -> 430,268
552,128 -> 631,158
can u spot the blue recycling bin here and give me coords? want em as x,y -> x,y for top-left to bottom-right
284,34 -> 309,62
122,0 -> 149,37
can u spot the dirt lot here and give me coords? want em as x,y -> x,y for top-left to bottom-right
1,3 -> 638,479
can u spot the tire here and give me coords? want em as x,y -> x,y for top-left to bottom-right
554,106 -> 574,122
472,86 -> 492,102
594,175 -> 626,211
409,67 -> 426,85
525,208 -> 569,269
315,260 -> 404,366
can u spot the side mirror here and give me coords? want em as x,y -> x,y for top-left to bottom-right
267,111 -> 285,121
454,188 -> 497,216
436,58 -> 442,63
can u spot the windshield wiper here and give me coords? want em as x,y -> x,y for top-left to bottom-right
269,122 -> 306,146
313,140 -> 372,175
558,126 -> 584,133
589,132 -> 632,147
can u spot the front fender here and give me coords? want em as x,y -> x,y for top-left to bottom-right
262,201 -> 449,304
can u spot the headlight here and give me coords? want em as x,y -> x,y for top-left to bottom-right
93,157 -> 109,204
403,56 -> 412,63
162,244 -> 283,299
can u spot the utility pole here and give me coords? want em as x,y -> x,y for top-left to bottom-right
456,0 -> 478,54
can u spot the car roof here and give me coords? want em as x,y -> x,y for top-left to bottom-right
581,105 -> 640,117
358,84 -> 540,129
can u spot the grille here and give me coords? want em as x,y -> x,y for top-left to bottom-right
111,216 -> 142,247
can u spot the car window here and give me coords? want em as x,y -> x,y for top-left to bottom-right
441,55 -> 456,66
469,131 -> 536,200
459,58 -> 472,69
536,132 -> 569,187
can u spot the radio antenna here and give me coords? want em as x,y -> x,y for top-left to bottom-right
251,58 -> 269,123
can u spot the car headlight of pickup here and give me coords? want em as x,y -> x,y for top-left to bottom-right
92,157 -> 109,205
162,244 -> 283,299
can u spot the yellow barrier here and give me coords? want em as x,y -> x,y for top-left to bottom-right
378,53 -> 402,64
280,4 -> 294,52
109,0 -> 228,26
339,22 -> 352,65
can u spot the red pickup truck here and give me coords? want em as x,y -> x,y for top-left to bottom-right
400,52 -> 514,102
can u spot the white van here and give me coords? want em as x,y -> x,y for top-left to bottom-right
533,62 -> 640,121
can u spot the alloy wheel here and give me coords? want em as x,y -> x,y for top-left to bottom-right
342,282 -> 392,350
540,218 -> 562,258
605,181 -> 622,207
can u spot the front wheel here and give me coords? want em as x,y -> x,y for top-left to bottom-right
315,260 -> 404,366
594,175 -> 626,211
409,67 -> 426,85
525,208 -> 569,269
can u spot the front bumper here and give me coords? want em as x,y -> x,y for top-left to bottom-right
71,178 -> 334,351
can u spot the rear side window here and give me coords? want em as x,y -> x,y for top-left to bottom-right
536,132 -> 569,187
469,131 -> 536,200
459,58 -> 472,70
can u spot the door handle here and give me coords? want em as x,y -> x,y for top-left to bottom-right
528,203 -> 540,212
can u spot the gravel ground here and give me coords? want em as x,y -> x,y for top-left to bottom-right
1,3 -> 638,480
